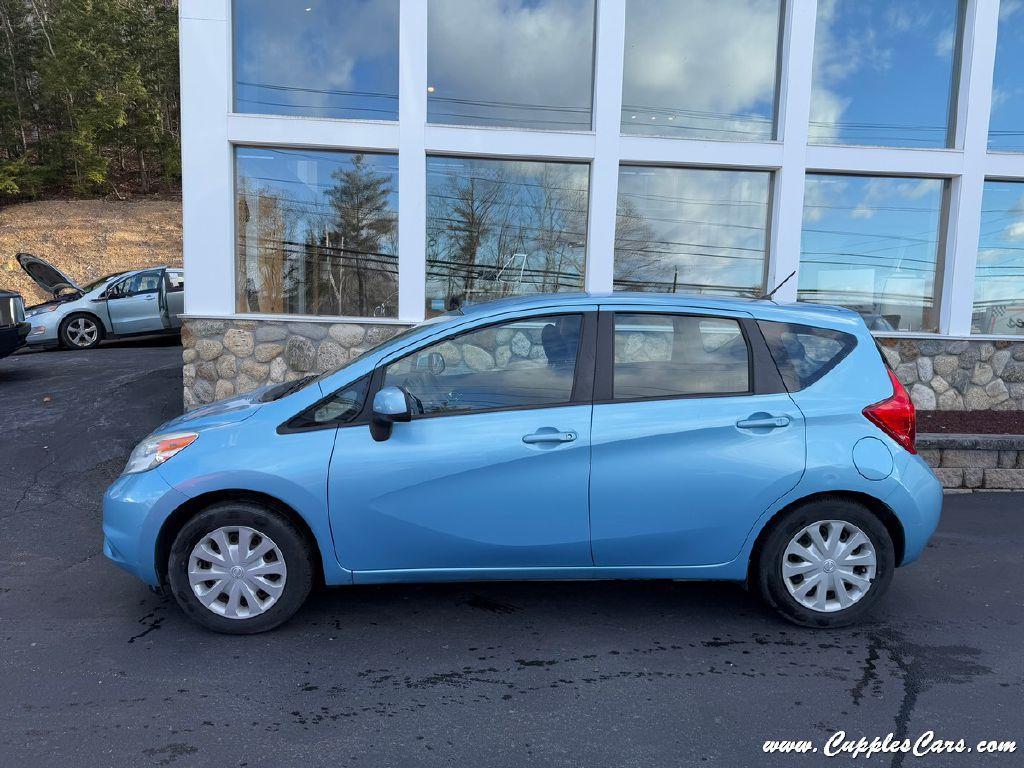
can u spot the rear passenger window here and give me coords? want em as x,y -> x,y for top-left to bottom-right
613,314 -> 750,400
757,321 -> 857,391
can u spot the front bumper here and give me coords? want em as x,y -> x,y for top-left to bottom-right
24,318 -> 58,346
102,468 -> 190,586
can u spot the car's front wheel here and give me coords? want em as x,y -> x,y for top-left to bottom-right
756,497 -> 895,628
167,502 -> 314,634
60,314 -> 103,349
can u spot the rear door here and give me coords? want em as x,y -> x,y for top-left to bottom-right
163,270 -> 185,329
106,270 -> 166,335
589,307 -> 806,567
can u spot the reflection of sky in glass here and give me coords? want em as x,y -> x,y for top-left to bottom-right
235,147 -> 399,317
990,1 -> 1024,152
233,0 -> 399,120
809,0 -> 962,148
427,0 -> 595,130
425,156 -> 589,314
973,181 -> 1024,334
621,0 -> 782,141
798,174 -> 946,332
613,166 -> 769,297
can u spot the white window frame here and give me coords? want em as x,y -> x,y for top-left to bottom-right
180,0 -> 1021,338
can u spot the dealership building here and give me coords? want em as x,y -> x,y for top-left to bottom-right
180,0 -> 1024,411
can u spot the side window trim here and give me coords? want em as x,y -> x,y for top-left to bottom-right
594,309 -> 773,404
376,311 -> 597,421
278,373 -> 375,434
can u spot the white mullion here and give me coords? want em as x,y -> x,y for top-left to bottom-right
180,0 -> 234,317
941,0 -> 1000,336
766,0 -> 818,302
585,0 -> 627,294
397,0 -> 428,323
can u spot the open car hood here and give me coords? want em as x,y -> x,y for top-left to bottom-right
16,253 -> 82,296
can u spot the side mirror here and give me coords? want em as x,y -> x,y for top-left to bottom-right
370,385 -> 413,442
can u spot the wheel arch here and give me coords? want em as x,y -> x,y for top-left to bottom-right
155,489 -> 325,587
59,310 -> 106,343
746,490 -> 907,584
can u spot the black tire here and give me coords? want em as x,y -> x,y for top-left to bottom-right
167,501 -> 315,634
756,497 -> 895,628
59,313 -> 103,349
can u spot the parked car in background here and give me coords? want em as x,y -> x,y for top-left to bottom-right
17,253 -> 184,350
103,292 -> 941,634
0,288 -> 30,359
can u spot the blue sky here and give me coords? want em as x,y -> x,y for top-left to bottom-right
991,1 -> 1024,152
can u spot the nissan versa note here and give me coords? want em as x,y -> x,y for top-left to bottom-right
103,293 -> 942,634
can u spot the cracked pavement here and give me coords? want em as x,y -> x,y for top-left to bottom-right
0,339 -> 1021,767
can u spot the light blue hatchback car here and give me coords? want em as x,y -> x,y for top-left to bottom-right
103,293 -> 942,633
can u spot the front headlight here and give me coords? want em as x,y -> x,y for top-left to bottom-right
27,306 -> 58,317
123,432 -> 198,474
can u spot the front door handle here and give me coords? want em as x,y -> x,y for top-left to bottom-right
523,430 -> 577,444
736,415 -> 791,430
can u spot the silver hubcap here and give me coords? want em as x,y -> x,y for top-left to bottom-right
782,520 -> 877,613
187,526 -> 287,620
67,318 -> 97,346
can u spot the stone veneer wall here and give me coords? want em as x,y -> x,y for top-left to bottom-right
876,337 -> 1024,411
918,434 -> 1024,490
182,318 -> 408,409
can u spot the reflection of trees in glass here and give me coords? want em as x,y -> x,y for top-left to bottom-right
236,151 -> 398,318
612,198 -> 657,286
426,159 -> 589,312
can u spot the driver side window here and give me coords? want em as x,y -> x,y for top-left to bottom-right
383,314 -> 583,416
106,276 -> 133,299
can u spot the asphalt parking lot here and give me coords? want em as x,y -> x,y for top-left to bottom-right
0,340 -> 1021,768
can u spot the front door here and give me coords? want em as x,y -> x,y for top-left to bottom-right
106,270 -> 166,335
328,311 -> 597,573
589,309 -> 806,567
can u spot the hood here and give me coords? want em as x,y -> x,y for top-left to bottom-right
16,253 -> 82,296
160,391 -> 265,432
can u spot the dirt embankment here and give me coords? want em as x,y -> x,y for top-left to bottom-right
0,199 -> 183,305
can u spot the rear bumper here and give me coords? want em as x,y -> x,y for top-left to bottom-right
887,452 -> 943,565
102,469 -> 190,586
0,322 -> 29,357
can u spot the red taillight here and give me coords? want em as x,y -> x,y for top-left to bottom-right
863,369 -> 917,454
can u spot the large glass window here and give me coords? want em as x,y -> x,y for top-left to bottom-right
972,181 -> 1024,335
426,0 -> 595,130
425,156 -> 589,314
989,2 -> 1024,152
233,0 -> 399,121
797,174 -> 948,333
809,0 -> 963,148
384,315 -> 584,415
621,0 -> 783,141
235,147 -> 399,317
612,314 -> 750,399
613,166 -> 771,298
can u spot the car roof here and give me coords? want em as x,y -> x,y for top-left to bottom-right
455,291 -> 864,330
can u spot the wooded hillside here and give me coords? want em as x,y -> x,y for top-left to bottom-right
0,0 -> 180,200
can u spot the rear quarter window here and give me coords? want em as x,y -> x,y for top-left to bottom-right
757,321 -> 857,392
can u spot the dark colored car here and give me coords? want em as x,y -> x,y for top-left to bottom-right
0,288 -> 30,359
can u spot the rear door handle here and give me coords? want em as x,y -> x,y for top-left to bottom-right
523,430 -> 577,444
736,415 -> 791,430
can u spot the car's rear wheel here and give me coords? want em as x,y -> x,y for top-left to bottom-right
60,314 -> 102,349
756,497 -> 895,628
167,502 -> 314,634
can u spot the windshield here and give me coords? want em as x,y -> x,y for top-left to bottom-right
82,272 -> 127,293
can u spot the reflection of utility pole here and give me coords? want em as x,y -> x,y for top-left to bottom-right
672,269 -> 678,293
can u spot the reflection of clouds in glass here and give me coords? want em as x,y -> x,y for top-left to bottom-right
613,166 -> 769,297
427,0 -> 594,129
234,0 -> 399,120
798,174 -> 945,332
810,0 -> 961,148
990,1 -> 1024,151
973,183 -> 1024,333
620,0 -> 781,140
